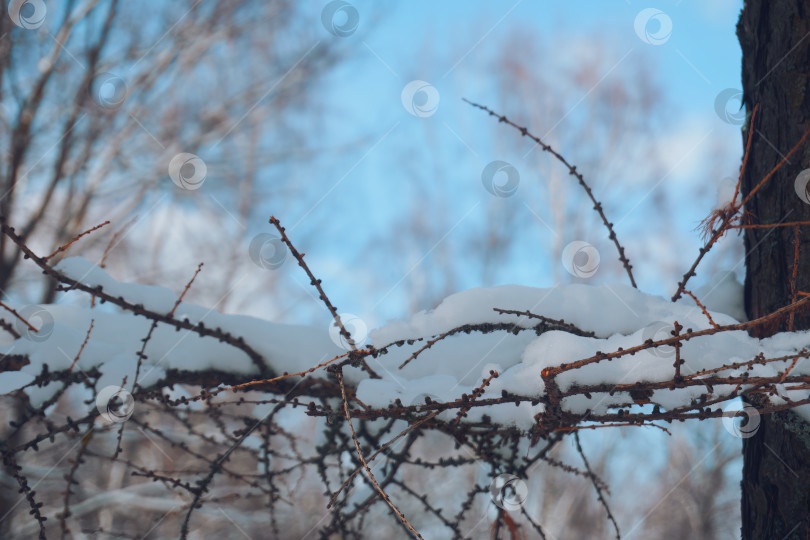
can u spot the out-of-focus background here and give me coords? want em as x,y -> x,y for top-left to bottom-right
1,0 -> 746,536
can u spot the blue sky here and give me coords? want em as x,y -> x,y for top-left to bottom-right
265,0 -> 746,328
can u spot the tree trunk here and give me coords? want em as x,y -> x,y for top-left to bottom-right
738,1 -> 810,538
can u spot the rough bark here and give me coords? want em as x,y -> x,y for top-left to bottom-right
738,0 -> 810,538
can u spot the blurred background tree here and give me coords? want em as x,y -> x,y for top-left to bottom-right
0,1 -> 750,538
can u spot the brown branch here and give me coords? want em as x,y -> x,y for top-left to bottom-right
672,104 -> 760,301
0,318 -> 21,339
328,408 -> 443,508
100,215 -> 138,268
731,220 -> 810,230
0,301 -> 37,332
739,125 -> 810,208
1,221 -> 270,376
677,120 -> 810,305
336,369 -> 424,539
68,320 -> 94,372
553,423 -> 671,435
682,350 -> 806,381
269,216 -> 379,378
731,104 -> 758,206
43,220 -> 110,262
544,295 -> 810,377
59,428 -> 93,540
451,370 -> 499,428
493,308 -> 596,336
574,432 -> 620,540
214,352 -> 348,399
169,262 -> 203,317
672,321 -> 684,382
682,291 -> 719,329
541,454 -> 610,493
790,225 -> 801,331
464,99 -> 636,289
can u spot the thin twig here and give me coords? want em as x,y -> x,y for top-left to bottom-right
544,295 -> 810,377
673,104 -> 759,301
554,423 -> 671,435
464,99 -> 636,288
336,369 -> 424,539
100,216 -> 138,268
0,301 -> 37,332
451,370 -> 499,428
269,216 -> 379,378
574,432 -> 620,540
493,308 -> 596,336
44,220 -> 110,262
0,318 -> 21,339
328,408 -> 442,508
681,291 -> 719,329
731,220 -> 810,229
1,221 -> 270,376
790,225 -> 801,331
68,320 -> 94,372
59,427 -> 93,540
169,262 -> 203,317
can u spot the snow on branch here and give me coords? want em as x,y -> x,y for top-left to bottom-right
3,105 -> 810,537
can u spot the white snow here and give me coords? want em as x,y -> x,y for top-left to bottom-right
693,271 -> 746,322
4,257 -> 810,427
56,256 -> 178,313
